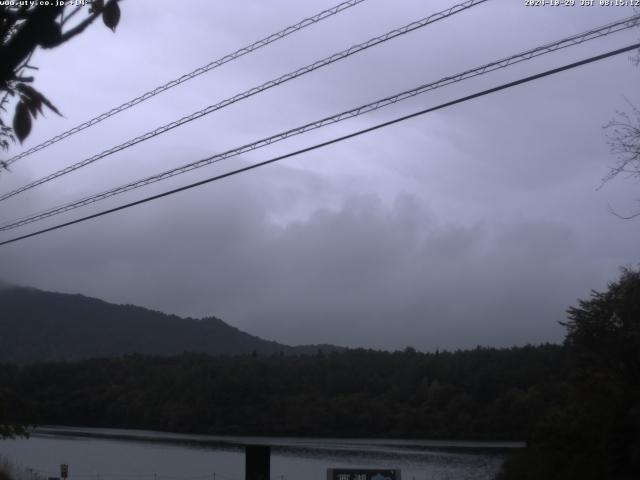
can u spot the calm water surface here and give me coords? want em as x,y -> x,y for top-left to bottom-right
0,427 -> 522,480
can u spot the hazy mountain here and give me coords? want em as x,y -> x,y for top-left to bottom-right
0,285 -> 338,363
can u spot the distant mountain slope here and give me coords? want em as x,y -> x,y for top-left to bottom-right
0,285 -> 337,363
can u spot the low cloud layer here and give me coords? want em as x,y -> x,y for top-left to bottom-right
1,162 -> 634,350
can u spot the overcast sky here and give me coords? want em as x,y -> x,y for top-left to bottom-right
1,0 -> 639,351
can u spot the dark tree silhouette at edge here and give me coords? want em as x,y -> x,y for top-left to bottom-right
498,266 -> 640,480
602,38 -> 640,219
0,0 -> 121,160
0,0 -> 122,436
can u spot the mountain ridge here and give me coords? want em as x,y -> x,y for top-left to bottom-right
0,284 -> 341,363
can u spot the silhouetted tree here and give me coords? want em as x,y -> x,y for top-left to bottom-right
564,266 -> 640,380
602,43 -> 640,218
0,0 -> 122,435
604,102 -> 640,218
0,367 -> 29,439
499,266 -> 640,480
0,0 -> 121,157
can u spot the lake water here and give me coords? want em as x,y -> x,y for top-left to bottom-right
0,427 -> 522,480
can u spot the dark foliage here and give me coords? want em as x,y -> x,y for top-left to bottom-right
0,367 -> 30,439
0,1 -> 121,148
498,267 -> 640,480
0,344 -> 567,440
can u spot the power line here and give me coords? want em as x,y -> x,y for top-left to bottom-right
3,0 -> 367,167
0,0 -> 489,203
1,42 -> 637,248
2,14 -> 638,232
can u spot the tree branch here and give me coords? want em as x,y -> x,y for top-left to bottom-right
59,3 -> 110,43
61,5 -> 83,26
607,203 -> 640,220
0,6 -> 63,80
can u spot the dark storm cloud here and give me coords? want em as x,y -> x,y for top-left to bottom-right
1,0 -> 639,350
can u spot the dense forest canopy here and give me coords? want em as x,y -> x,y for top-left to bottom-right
0,344 -> 566,440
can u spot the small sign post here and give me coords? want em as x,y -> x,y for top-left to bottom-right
245,445 -> 270,480
327,469 -> 401,480
60,465 -> 68,480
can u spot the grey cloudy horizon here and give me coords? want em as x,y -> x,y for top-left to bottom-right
0,0 -> 639,351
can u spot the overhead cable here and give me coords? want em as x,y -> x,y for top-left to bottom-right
2,14 -> 638,232
0,0 -> 489,202
1,42 -> 638,247
3,0 -> 368,167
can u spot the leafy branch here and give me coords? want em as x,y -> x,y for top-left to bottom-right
0,0 -> 121,156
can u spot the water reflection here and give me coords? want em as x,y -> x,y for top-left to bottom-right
0,427 -> 516,480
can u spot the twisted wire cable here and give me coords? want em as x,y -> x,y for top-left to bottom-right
2,13 -> 638,232
0,0 -> 489,202
3,0 -> 367,167
1,42 -> 638,247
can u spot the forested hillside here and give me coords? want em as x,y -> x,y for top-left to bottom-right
0,285 -> 336,362
0,345 -> 566,439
